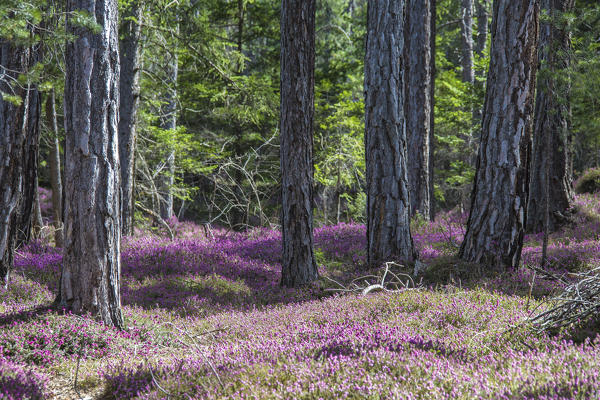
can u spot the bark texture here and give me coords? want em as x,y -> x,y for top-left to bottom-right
0,42 -> 29,286
61,0 -> 124,328
46,89 -> 63,248
459,0 -> 540,270
119,0 -> 143,235
526,0 -> 574,233
475,0 -> 489,58
405,0 -> 433,220
461,0 -> 475,85
280,0 -> 318,287
365,0 -> 417,267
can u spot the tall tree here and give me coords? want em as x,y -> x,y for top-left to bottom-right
526,0 -> 575,233
158,24 -> 178,221
46,89 -> 63,248
15,76 -> 41,247
429,0 -> 436,221
280,0 -> 318,287
475,0 -> 490,59
365,0 -> 417,267
405,0 -> 434,220
459,0 -> 540,270
60,0 -> 124,328
461,0 -> 475,85
0,41 -> 38,286
119,0 -> 144,235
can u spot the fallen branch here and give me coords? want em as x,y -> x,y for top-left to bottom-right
325,262 -> 421,295
530,266 -> 600,333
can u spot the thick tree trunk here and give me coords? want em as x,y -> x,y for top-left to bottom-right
526,0 -> 574,233
119,0 -> 143,235
158,51 -> 177,221
405,0 -> 433,220
0,42 -> 29,286
459,0 -> 540,270
280,0 -> 318,287
61,0 -> 124,328
365,0 -> 417,267
46,89 -> 64,248
461,0 -> 475,85
16,84 -> 41,246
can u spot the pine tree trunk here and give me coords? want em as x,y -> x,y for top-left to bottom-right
159,50 -> 177,221
526,0 -> 574,233
119,0 -> 143,235
0,42 -> 29,286
280,0 -> 318,287
365,0 -> 417,267
46,89 -> 63,248
405,0 -> 433,220
32,176 -> 44,239
16,83 -> 41,246
430,0 -> 437,221
461,0 -> 475,85
61,0 -> 124,328
475,0 -> 489,58
459,0 -> 540,271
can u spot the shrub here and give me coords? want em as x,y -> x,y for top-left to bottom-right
574,168 -> 600,194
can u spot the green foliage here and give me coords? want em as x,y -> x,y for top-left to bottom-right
574,168 -> 600,194
572,1 -> 600,172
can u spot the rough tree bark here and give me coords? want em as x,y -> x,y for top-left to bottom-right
0,42 -> 30,286
461,0 -> 475,85
526,0 -> 575,233
405,0 -> 434,220
61,0 -> 124,328
280,0 -> 318,287
365,0 -> 417,267
459,0 -> 540,270
46,89 -> 63,248
119,0 -> 143,235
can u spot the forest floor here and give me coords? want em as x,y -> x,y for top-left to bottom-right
3,194 -> 600,399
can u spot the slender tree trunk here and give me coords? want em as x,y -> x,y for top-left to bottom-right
16,83 -> 41,246
119,0 -> 143,235
526,0 -> 574,233
461,0 -> 475,85
280,0 -> 318,287
459,0 -> 540,271
61,0 -> 124,328
473,0 -> 489,127
430,0 -> 436,221
46,89 -> 63,248
475,0 -> 489,58
365,0 -> 417,267
32,175 -> 44,238
405,0 -> 433,221
159,49 -> 177,221
0,42 -> 29,286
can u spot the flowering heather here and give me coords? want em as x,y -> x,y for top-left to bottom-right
5,195 -> 600,398
0,357 -> 47,400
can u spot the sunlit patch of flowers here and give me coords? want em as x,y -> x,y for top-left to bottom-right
6,194 -> 600,398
